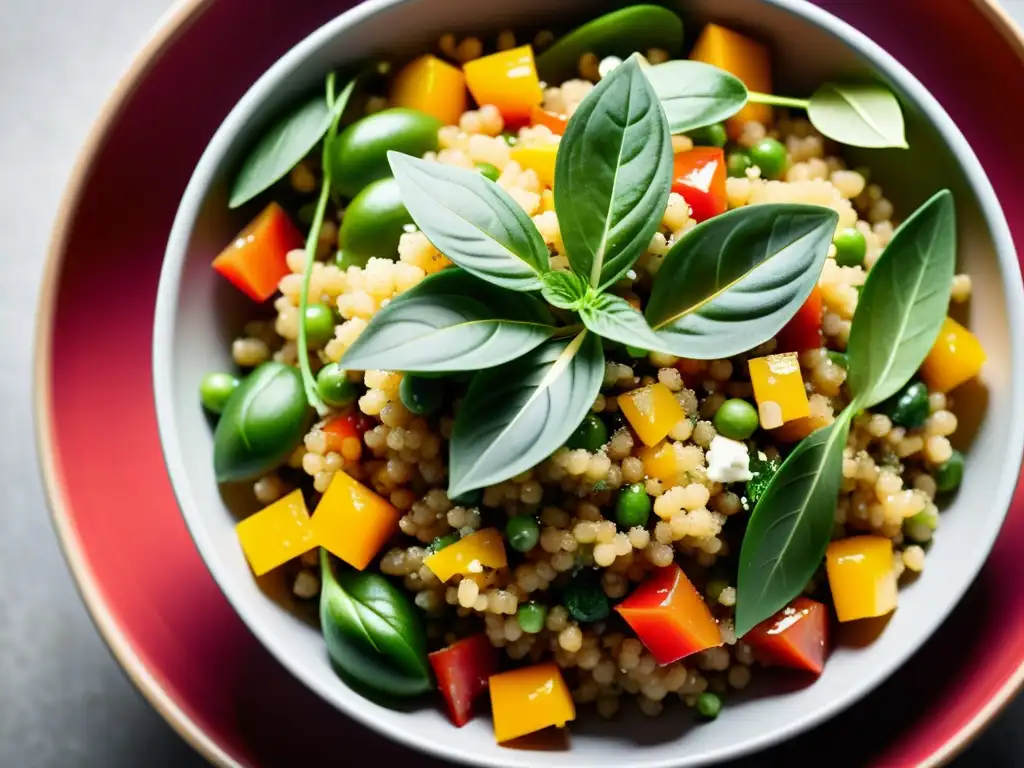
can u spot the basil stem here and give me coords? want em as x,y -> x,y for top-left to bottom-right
747,91 -> 810,110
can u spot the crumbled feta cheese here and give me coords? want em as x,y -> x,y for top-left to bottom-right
706,436 -> 753,483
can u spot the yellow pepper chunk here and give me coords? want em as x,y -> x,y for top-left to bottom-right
541,189 -> 555,212
919,316 -> 987,393
312,472 -> 400,571
826,536 -> 898,622
639,441 -> 688,484
511,144 -> 557,189
690,24 -> 773,138
618,382 -> 686,447
748,353 -> 811,430
390,54 -> 467,126
489,662 -> 575,743
424,528 -> 508,583
464,45 -> 542,123
236,489 -> 317,577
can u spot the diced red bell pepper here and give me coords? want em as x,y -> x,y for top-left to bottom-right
429,634 -> 500,727
212,203 -> 304,301
743,596 -> 829,674
529,105 -> 568,136
671,148 -> 727,223
321,411 -> 374,459
775,286 -> 823,354
615,564 -> 722,665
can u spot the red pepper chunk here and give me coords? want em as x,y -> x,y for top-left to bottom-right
529,105 -> 568,135
212,203 -> 304,301
743,597 -> 829,675
775,286 -> 823,354
615,564 -> 722,665
429,634 -> 499,727
671,148 -> 727,223
321,411 -> 372,460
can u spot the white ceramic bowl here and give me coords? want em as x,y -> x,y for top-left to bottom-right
154,0 -> 1024,765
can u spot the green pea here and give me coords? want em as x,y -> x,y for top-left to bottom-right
565,413 -> 609,452
450,488 -> 482,507
500,131 -> 519,146
713,398 -> 759,440
428,534 -> 459,554
726,150 -> 753,178
696,692 -> 722,719
827,351 -> 848,370
475,162 -> 501,182
303,302 -> 336,347
625,345 -> 648,359
689,123 -> 727,148
934,449 -> 965,492
316,363 -> 358,408
339,177 -> 413,262
878,380 -> 930,429
517,601 -> 548,634
200,372 -> 240,415
506,515 -> 540,553
399,374 -> 443,416
749,138 -> 788,180
563,572 -> 610,623
615,483 -> 651,528
833,227 -> 867,268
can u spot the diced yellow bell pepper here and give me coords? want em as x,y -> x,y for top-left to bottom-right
826,536 -> 898,622
463,45 -> 542,123
748,353 -> 811,430
236,489 -> 317,577
390,54 -> 467,127
424,528 -> 508,582
919,316 -> 987,393
618,382 -> 686,447
690,24 -> 773,138
489,662 -> 575,743
511,144 -> 557,189
639,441 -> 686,484
541,189 -> 555,212
312,471 -> 400,571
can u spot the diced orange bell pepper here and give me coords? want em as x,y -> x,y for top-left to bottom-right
775,286 -> 823,354
618,382 -> 686,447
236,489 -> 317,576
748,353 -> 811,430
489,662 -> 575,743
743,597 -> 829,674
463,45 -> 542,123
424,528 -> 508,582
639,441 -> 687,484
390,54 -> 468,127
690,23 -> 773,138
429,634 -> 500,727
529,105 -> 568,135
671,148 -> 727,222
919,316 -> 987,393
213,203 -> 304,302
510,144 -> 557,189
826,536 -> 898,622
615,564 -> 722,665
312,471 -> 400,570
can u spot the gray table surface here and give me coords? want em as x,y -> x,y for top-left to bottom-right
2,1 -> 1023,765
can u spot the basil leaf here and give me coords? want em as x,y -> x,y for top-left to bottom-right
646,204 -> 838,359
846,190 -> 955,408
735,410 -> 853,636
341,269 -> 554,373
541,271 -> 589,310
388,152 -> 549,291
807,83 -> 908,149
580,292 -> 663,350
645,60 -> 748,134
320,549 -> 432,698
555,55 -> 673,290
448,331 -> 604,497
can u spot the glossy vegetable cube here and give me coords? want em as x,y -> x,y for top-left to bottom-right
488,662 -> 575,742
775,287 -> 823,354
236,489 -> 317,576
510,144 -> 557,188
312,471 -> 400,570
639,441 -> 686,484
464,46 -> 542,123
671,147 -> 727,222
529,105 -> 568,135
390,55 -> 467,126
689,24 -> 772,138
429,634 -> 499,727
212,203 -> 303,302
826,536 -> 898,622
618,382 -> 686,447
919,316 -> 987,393
615,564 -> 722,665
743,597 -> 829,674
424,528 -> 508,582
748,353 -> 811,430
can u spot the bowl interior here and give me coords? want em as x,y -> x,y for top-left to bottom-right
154,0 -> 1023,766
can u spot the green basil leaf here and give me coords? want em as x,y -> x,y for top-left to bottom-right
646,204 -> 838,359
555,55 -> 673,290
735,410 -> 853,636
448,331 -> 604,497
645,60 -> 748,134
341,268 -> 554,373
579,292 -> 663,350
388,152 -> 549,291
319,549 -> 432,698
846,190 -> 955,408
807,83 -> 908,149
540,271 -> 589,310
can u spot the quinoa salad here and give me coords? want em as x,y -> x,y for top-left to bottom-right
202,5 -> 987,745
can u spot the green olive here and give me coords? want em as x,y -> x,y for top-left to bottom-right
834,227 -> 867,268
303,302 -> 336,347
749,138 -> 788,180
399,374 -> 443,416
329,108 -> 441,199
726,150 -> 753,178
565,414 -> 609,452
316,363 -> 358,408
713,398 -> 759,440
475,162 -> 501,182
878,380 -> 930,429
200,372 -> 240,415
339,177 -> 413,261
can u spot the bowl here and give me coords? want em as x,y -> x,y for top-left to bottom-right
153,0 -> 1024,765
